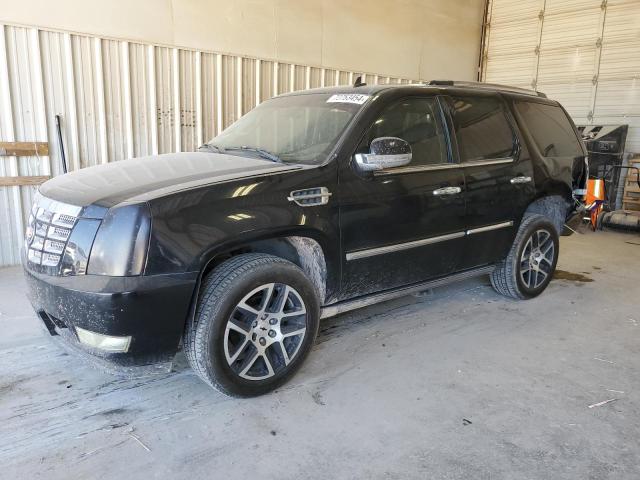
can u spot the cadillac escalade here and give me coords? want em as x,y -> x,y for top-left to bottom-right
23,81 -> 588,396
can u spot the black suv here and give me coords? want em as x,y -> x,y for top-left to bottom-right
23,81 -> 588,396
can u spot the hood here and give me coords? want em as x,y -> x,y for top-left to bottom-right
39,152 -> 299,208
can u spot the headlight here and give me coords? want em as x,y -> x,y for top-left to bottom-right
60,218 -> 101,275
87,203 -> 151,276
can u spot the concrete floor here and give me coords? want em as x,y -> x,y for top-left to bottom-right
1,230 -> 639,479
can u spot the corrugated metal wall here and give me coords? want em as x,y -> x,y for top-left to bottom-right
0,24 -> 415,266
481,0 -> 640,153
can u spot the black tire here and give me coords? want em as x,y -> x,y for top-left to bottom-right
490,214 -> 559,300
185,253 -> 320,397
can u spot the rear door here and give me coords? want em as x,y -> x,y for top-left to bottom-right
338,95 -> 466,299
444,92 -> 535,269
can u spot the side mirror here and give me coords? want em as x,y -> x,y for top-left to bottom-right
354,137 -> 412,172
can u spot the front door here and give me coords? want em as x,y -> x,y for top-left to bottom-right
338,96 -> 466,300
444,93 -> 535,268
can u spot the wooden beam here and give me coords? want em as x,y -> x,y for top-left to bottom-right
0,175 -> 51,187
0,142 -> 49,156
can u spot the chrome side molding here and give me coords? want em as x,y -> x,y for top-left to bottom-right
346,221 -> 514,261
372,157 -> 515,176
466,221 -> 513,235
462,158 -> 514,168
345,231 -> 466,261
510,176 -> 532,184
433,186 -> 462,196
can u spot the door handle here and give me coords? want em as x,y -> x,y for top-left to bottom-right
433,186 -> 462,196
510,176 -> 532,184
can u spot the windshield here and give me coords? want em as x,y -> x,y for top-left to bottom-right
205,93 -> 367,165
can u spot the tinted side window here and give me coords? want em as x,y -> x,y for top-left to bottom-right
360,97 -> 449,166
450,96 -> 515,161
515,101 -> 583,157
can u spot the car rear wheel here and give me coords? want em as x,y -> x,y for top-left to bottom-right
185,253 -> 320,397
490,214 -> 559,299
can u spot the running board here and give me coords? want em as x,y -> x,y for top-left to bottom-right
320,265 -> 496,319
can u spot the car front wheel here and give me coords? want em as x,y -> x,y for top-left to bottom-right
185,253 -> 320,397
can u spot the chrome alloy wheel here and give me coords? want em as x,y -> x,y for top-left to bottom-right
224,283 -> 307,380
519,228 -> 555,289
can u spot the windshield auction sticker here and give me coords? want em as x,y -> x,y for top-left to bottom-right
326,94 -> 370,105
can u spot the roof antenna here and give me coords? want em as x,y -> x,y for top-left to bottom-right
353,75 -> 366,87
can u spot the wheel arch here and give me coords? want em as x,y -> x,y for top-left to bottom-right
522,193 -> 573,235
212,235 -> 329,303
183,231 -> 332,338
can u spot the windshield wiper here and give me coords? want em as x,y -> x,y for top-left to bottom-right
224,146 -> 282,163
198,143 -> 226,154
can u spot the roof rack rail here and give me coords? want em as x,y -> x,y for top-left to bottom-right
426,80 -> 547,98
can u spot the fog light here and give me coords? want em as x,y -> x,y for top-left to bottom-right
75,326 -> 131,352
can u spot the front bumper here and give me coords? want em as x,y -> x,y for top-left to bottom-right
23,262 -> 198,368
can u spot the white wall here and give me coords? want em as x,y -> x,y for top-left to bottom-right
0,0 -> 485,80
0,1 -> 486,266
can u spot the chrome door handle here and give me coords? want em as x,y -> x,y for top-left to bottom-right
510,176 -> 532,184
433,186 -> 462,196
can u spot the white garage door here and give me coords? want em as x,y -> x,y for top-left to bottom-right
482,0 -> 640,154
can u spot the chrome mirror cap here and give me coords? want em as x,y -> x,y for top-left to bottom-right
354,136 -> 412,172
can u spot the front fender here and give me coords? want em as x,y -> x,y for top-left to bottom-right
143,167 -> 340,277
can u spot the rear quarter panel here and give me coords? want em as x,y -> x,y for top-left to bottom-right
506,94 -> 586,207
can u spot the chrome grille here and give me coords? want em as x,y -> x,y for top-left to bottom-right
47,225 -> 72,241
25,193 -> 82,268
52,213 -> 76,228
27,249 -> 42,264
42,252 -> 62,267
34,220 -> 47,237
44,239 -> 65,254
31,236 -> 45,250
36,208 -> 53,222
